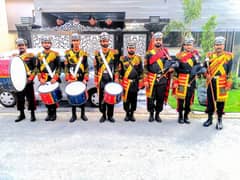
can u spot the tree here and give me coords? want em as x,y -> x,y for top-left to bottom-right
163,0 -> 202,39
200,16 -> 217,58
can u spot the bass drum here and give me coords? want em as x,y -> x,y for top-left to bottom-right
0,57 -> 27,91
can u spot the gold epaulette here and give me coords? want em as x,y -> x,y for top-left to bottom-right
224,51 -> 234,60
176,52 -> 182,59
110,49 -> 119,55
206,52 -> 214,58
120,56 -> 125,61
80,49 -> 88,56
94,50 -> 99,56
50,50 -> 59,56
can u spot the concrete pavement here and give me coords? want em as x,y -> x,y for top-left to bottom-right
0,107 -> 240,180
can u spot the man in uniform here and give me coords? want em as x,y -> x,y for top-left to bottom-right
203,36 -> 233,130
94,32 -> 119,123
14,38 -> 37,122
144,32 -> 173,122
64,33 -> 89,122
36,37 -> 61,121
119,41 -> 144,121
173,36 -> 203,124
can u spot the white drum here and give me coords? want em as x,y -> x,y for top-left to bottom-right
0,57 -> 27,91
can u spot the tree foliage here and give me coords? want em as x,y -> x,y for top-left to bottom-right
163,0 -> 202,39
201,16 -> 217,57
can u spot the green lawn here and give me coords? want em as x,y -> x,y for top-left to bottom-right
168,89 -> 240,112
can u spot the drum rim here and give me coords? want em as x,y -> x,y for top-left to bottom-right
38,82 -> 60,93
65,81 -> 86,96
104,82 -> 123,95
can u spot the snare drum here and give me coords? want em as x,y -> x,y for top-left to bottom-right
65,81 -> 88,106
38,82 -> 62,105
104,82 -> 123,104
0,57 -> 27,91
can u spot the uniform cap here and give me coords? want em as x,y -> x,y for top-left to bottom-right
41,36 -> 52,43
184,36 -> 194,45
71,33 -> 80,40
127,41 -> 136,48
99,32 -> 110,40
16,38 -> 26,45
153,32 -> 163,39
215,36 -> 225,45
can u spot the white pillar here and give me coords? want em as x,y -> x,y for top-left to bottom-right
0,0 -> 9,52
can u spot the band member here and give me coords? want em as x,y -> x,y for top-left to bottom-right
64,33 -> 89,122
144,32 -> 173,122
203,36 -> 233,130
119,41 -> 144,121
14,38 -> 37,122
173,36 -> 203,124
94,32 -> 119,123
36,37 -> 61,121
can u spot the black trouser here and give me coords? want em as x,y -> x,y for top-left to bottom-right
123,90 -> 138,113
16,82 -> 36,111
177,85 -> 195,113
147,81 -> 167,113
206,79 -> 224,116
72,104 -> 85,113
99,87 -> 114,118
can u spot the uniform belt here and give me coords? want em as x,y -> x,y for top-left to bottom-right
156,73 -> 163,78
128,79 -> 137,82
213,75 -> 220,79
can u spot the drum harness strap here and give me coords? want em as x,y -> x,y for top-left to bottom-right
41,53 -> 56,78
100,49 -> 113,80
70,56 -> 83,78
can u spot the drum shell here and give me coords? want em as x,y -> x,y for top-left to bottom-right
65,82 -> 88,106
104,82 -> 123,104
38,84 -> 62,105
67,91 -> 88,106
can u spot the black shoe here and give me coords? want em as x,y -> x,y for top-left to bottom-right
178,117 -> 184,124
130,115 -> 136,122
45,115 -> 51,121
148,112 -> 154,122
203,119 -> 213,127
69,115 -> 77,123
184,113 -> 190,124
155,112 -> 162,123
30,115 -> 36,122
15,114 -> 25,122
50,114 -> 57,121
216,117 -> 223,130
148,116 -> 154,122
99,115 -> 106,123
178,111 -> 184,124
124,115 -> 130,121
216,122 -> 223,130
81,114 -> 88,121
108,117 -> 115,123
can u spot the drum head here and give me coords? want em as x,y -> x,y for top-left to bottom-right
38,82 -> 59,93
65,81 -> 86,96
105,82 -> 123,95
10,57 -> 27,91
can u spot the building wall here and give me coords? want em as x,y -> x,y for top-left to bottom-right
0,0 -> 17,52
33,0 -> 240,30
6,0 -> 34,31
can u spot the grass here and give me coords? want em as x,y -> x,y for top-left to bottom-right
168,89 -> 240,113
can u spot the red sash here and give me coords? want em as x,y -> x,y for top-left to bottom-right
149,48 -> 168,65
